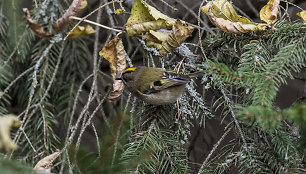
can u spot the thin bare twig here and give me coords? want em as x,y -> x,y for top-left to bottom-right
70,16 -> 122,33
74,89 -> 110,156
221,87 -> 247,145
11,40 -> 64,159
281,0 -> 304,11
198,126 -> 233,173
0,66 -> 34,100
64,0 -> 123,40
176,0 -> 206,28
158,0 -> 178,11
246,0 -> 259,17
197,0 -> 209,60
91,122 -> 101,156
104,0 -> 118,36
21,129 -> 37,153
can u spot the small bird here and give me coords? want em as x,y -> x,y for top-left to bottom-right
118,66 -> 203,105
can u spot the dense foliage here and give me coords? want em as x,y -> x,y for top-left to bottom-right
0,0 -> 305,173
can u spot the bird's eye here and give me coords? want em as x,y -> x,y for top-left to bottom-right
153,80 -> 162,86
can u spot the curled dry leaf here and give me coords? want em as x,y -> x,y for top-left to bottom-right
208,15 -> 265,34
260,0 -> 280,25
54,0 -> 87,33
297,10 -> 306,25
99,35 -> 126,102
125,0 -> 176,36
68,25 -> 96,38
125,0 -> 194,55
23,8 -> 51,37
201,0 -> 267,34
0,114 -> 20,153
201,0 -> 245,21
159,20 -> 194,56
143,21 -> 194,56
34,151 -> 60,173
144,30 -> 169,50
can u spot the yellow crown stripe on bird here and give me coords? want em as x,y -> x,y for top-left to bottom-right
123,67 -> 137,73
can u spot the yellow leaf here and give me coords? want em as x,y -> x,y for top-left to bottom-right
159,20 -> 194,56
145,30 -> 169,42
297,10 -> 306,24
144,30 -> 169,50
115,8 -> 124,15
125,0 -> 175,36
146,2 -> 172,21
79,0 -> 87,10
99,35 -> 127,102
125,0 -> 154,27
127,20 -> 170,36
0,114 -> 20,153
201,0 -> 267,33
260,0 -> 280,24
68,25 -> 96,38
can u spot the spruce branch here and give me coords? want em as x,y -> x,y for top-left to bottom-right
1,0 -> 305,173
0,66 -> 34,100
23,41 -> 54,121
74,88 -> 110,156
12,41 -> 55,153
198,126 -> 233,173
220,85 -> 247,145
12,39 -> 63,157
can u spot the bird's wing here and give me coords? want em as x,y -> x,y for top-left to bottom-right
142,72 -> 190,94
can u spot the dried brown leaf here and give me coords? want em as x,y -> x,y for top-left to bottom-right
126,20 -> 171,36
201,0 -> 267,34
201,0 -> 246,22
23,8 -> 51,37
34,151 -> 60,173
260,0 -> 280,24
125,0 -> 176,36
209,15 -> 266,34
99,35 -> 127,102
108,80 -> 125,102
159,20 -> 194,56
54,0 -> 87,33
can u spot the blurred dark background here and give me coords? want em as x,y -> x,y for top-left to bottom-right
78,0 -> 306,173
19,0 -> 306,173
